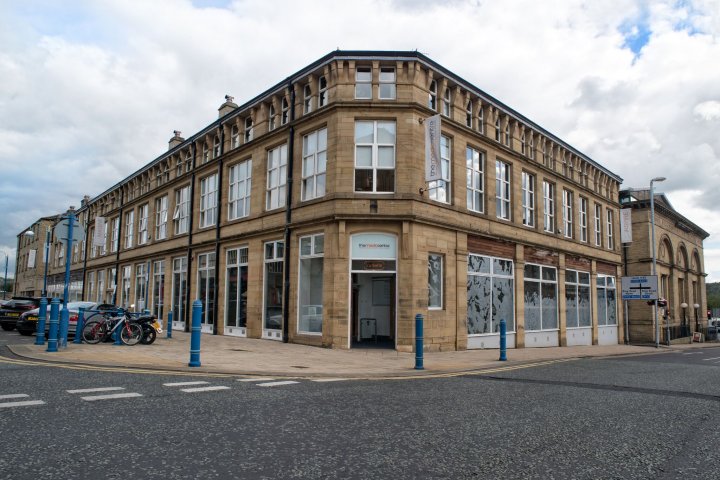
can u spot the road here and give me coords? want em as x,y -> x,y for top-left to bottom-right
1,331 -> 720,479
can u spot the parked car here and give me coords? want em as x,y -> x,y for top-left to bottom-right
0,297 -> 41,331
15,302 -> 117,336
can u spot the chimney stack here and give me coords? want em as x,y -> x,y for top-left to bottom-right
219,94 -> 238,118
169,130 -> 185,150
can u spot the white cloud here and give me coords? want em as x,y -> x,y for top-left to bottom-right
1,0 -> 720,282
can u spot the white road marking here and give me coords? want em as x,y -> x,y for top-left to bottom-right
702,356 -> 720,361
310,378 -> 347,382
256,381 -> 299,387
80,393 -> 143,401
163,381 -> 210,387
67,387 -> 125,394
0,394 -> 29,400
682,352 -> 702,355
180,386 -> 231,393
0,400 -> 46,408
237,377 -> 275,382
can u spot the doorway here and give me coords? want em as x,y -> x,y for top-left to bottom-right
352,273 -> 396,348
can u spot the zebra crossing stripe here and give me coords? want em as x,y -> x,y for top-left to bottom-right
163,381 -> 210,387
257,381 -> 299,387
0,394 -> 30,400
80,393 -> 143,401
67,387 -> 125,394
0,400 -> 45,408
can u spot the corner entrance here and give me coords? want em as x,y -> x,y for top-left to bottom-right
349,233 -> 397,349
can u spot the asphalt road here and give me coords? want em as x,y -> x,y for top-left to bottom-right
1,331 -> 719,480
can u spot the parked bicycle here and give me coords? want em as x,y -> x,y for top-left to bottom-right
81,311 -> 143,345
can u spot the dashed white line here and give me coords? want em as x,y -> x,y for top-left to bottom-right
0,394 -> 30,400
180,386 -> 231,393
256,381 -> 299,387
0,400 -> 46,409
237,377 -> 276,382
702,356 -> 720,361
67,387 -> 125,394
163,381 -> 210,387
80,393 -> 143,402
310,378 -> 347,383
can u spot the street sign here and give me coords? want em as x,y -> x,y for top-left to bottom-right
54,218 -> 85,243
621,275 -> 658,300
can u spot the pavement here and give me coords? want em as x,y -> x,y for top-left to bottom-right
7,332 -> 720,379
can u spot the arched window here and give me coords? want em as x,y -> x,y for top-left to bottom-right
281,97 -> 289,125
303,84 -> 312,114
494,117 -> 501,142
213,135 -> 221,158
318,76 -> 328,107
478,106 -> 484,134
466,100 -> 473,128
231,125 -> 240,149
269,104 -> 276,131
428,80 -> 437,110
442,88 -> 451,117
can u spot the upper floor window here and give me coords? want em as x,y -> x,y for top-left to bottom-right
429,135 -> 451,203
543,181 -> 555,233
465,100 -> 473,128
303,84 -> 312,114
579,197 -> 588,242
266,144 -> 288,210
302,128 -> 327,201
281,97 -> 289,125
355,66 -> 372,99
606,209 -> 614,250
522,172 -> 535,227
199,174 -> 218,228
520,131 -> 526,155
563,189 -> 573,238
466,147 -> 484,213
379,67 -> 396,100
174,186 -> 190,235
231,125 -> 240,149
155,195 -> 168,241
318,76 -> 328,107
213,135 -> 221,158
138,203 -> 149,245
269,104 -> 277,131
442,88 -> 451,117
124,210 -> 134,249
229,159 -> 252,220
594,203 -> 602,246
185,150 -> 192,173
495,160 -> 511,220
428,80 -> 437,110
528,133 -> 535,160
202,141 -> 210,164
244,117 -> 253,143
478,106 -> 484,135
504,122 -> 511,147
494,117 -> 501,142
354,120 -> 395,193
111,217 -> 119,253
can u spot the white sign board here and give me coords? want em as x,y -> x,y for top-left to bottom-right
93,217 -> 106,247
621,275 -> 658,300
351,233 -> 397,259
424,114 -> 442,182
28,249 -> 36,269
620,208 -> 632,243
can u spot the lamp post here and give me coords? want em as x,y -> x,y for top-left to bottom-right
694,303 -> 700,332
650,176 -> 666,348
2,254 -> 7,300
680,302 -> 688,337
42,227 -> 51,298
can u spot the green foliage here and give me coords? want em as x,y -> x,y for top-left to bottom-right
707,282 -> 720,309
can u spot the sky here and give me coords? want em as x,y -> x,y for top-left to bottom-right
1,0 -> 719,281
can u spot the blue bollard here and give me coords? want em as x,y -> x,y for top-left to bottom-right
46,299 -> 60,352
415,313 -> 424,370
35,297 -> 48,345
113,308 -> 124,346
167,311 -> 173,339
59,305 -> 70,349
73,307 -> 85,344
499,318 -> 507,361
188,300 -> 202,367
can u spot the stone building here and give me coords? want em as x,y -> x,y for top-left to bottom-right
620,189 -> 709,343
15,51 -> 625,351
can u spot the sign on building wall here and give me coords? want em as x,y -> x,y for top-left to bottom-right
425,114 -> 442,182
93,217 -> 106,247
621,275 -> 658,300
28,249 -> 36,269
351,233 -> 397,259
620,208 -> 632,243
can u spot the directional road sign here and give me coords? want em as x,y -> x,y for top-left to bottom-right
621,275 -> 658,300
54,218 -> 85,243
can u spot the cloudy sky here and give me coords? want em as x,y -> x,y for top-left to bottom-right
1,0 -> 719,282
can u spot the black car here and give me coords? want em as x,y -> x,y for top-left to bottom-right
0,297 -> 41,331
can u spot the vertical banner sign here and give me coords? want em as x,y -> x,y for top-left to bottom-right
425,114 -> 442,182
28,249 -> 37,268
93,217 -> 106,247
620,208 -> 632,243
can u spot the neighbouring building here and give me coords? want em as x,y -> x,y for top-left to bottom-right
15,50 -> 625,351
620,189 -> 709,343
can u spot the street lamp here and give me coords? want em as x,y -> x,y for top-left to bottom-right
650,176 -> 666,348
694,303 -> 700,332
2,253 -> 7,300
680,302 -> 688,337
41,227 -> 51,298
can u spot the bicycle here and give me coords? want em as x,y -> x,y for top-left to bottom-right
81,312 -> 143,345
